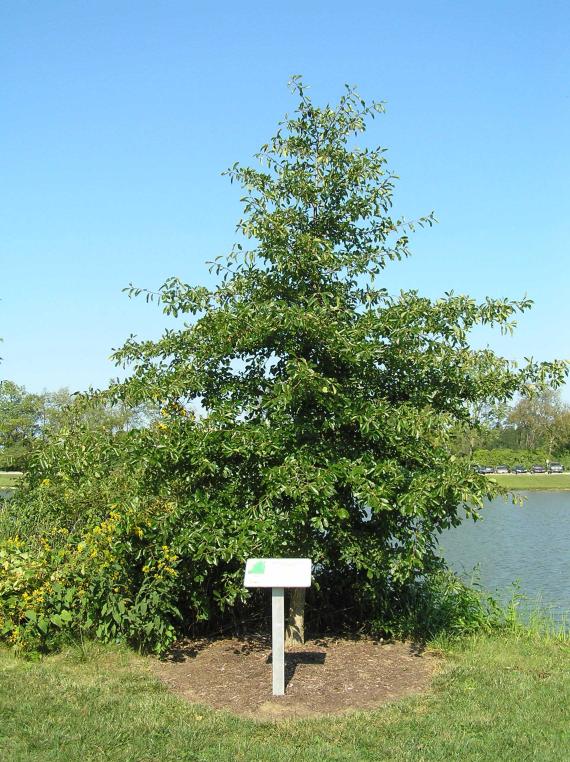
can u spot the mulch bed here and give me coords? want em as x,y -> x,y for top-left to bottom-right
152,636 -> 438,720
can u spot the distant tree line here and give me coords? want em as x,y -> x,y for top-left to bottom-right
0,380 -> 158,470
454,389 -> 570,466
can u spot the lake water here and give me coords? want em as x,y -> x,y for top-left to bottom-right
439,491 -> 570,621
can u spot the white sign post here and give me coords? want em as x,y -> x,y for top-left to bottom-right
244,558 -> 312,696
271,586 -> 285,695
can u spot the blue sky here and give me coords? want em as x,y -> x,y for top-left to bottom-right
1,1 -> 569,400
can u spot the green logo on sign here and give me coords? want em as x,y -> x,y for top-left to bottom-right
250,560 -> 266,575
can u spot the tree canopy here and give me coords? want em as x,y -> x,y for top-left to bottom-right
0,381 -> 42,470
108,79 -> 567,610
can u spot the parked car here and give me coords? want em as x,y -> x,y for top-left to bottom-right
476,466 -> 495,474
548,462 -> 564,474
531,465 -> 546,474
511,465 -> 527,474
495,465 -> 509,474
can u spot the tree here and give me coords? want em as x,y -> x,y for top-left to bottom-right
0,379 -> 158,473
452,401 -> 511,457
0,381 -> 42,470
107,79 -> 567,640
552,409 -> 570,455
37,389 -> 158,437
507,389 -> 568,454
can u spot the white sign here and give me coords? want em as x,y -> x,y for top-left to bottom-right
244,558 -> 312,588
244,557 -> 312,696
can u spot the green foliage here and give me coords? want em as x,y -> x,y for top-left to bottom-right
0,381 -> 41,470
1,501 -> 184,654
374,570 -> 505,640
107,79 -> 565,627
1,425 -> 137,542
1,80 -> 567,653
303,564 -> 505,641
471,447 -> 570,470
456,390 -> 570,458
471,447 -> 562,470
506,389 -> 567,453
0,380 -> 156,473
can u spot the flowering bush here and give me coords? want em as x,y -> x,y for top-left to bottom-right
0,502 -> 183,653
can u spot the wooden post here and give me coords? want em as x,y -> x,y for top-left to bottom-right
271,587 -> 285,696
286,587 -> 306,645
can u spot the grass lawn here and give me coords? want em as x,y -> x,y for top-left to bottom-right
489,473 -> 570,491
0,472 -> 21,489
1,632 -> 569,761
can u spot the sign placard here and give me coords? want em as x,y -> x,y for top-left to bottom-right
244,558 -> 311,588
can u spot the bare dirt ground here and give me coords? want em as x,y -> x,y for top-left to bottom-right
152,636 -> 438,720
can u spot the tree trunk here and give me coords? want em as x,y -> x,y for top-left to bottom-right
285,588 -> 305,645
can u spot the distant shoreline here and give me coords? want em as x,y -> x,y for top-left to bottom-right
488,473 -> 570,491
